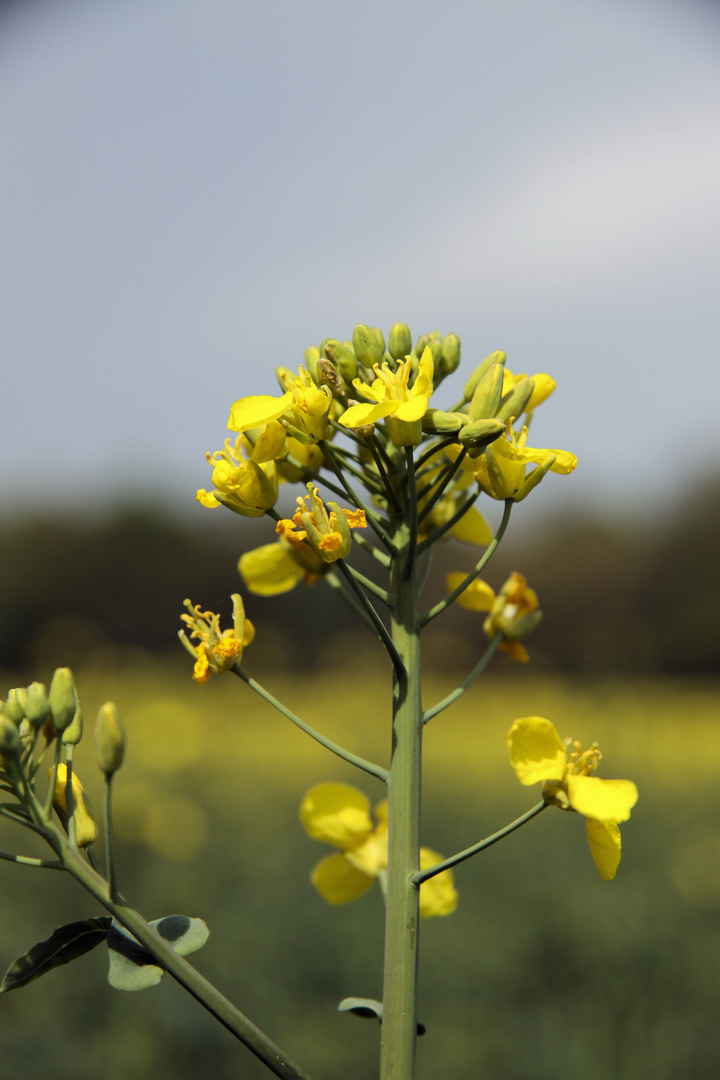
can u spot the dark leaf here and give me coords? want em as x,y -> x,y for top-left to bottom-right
0,917 -> 112,993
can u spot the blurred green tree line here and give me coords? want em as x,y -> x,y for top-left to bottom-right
1,478 -> 717,674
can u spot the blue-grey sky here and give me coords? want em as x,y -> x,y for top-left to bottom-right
1,0 -> 719,523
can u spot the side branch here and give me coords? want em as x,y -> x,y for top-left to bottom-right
420,499 -> 513,626
416,485 -> 481,556
233,665 -> 389,784
411,802 -> 548,884
422,636 -> 502,724
334,560 -> 406,680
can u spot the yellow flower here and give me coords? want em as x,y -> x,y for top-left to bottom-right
300,783 -> 457,917
228,366 -> 332,444
446,571 -> 542,662
275,484 -> 367,563
238,537 -> 326,596
502,369 -> 556,412
338,346 -> 434,447
178,595 -> 255,684
474,421 -> 576,502
508,717 -> 639,880
197,437 -> 278,517
49,764 -> 98,847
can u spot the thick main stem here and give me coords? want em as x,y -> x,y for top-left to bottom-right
380,528 -> 422,1080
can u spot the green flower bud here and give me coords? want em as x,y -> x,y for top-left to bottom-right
421,409 -> 468,435
95,702 -> 126,775
462,350 -> 507,402
304,345 -> 322,383
62,705 -> 84,746
352,325 -> 386,368
458,418 -> 507,450
2,689 -> 26,723
497,376 -> 535,422
0,716 -> 21,760
469,363 -> 505,420
437,333 -> 461,377
415,332 -> 443,368
322,339 -> 357,382
388,323 -> 412,361
48,668 -> 78,732
24,682 -> 49,729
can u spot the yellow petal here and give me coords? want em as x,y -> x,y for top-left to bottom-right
446,574 -> 495,611
586,818 -> 622,880
300,783 -> 373,849
548,449 -> 578,475
196,489 -> 220,508
526,374 -> 556,410
418,847 -> 458,917
394,395 -> 429,423
507,717 -> 567,785
450,506 -> 493,547
345,830 -> 387,877
498,640 -> 530,662
567,775 -> 638,824
339,400 -> 396,428
51,764 -> 98,847
311,852 -> 376,904
238,544 -> 305,596
228,392 -> 292,432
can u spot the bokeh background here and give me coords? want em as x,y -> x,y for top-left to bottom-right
1,1 -> 720,1078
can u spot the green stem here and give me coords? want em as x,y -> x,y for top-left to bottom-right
369,439 -> 401,514
103,773 -> 119,901
53,832 -> 315,1080
403,447 -> 418,578
417,449 -> 466,524
379,530 -> 421,1080
325,570 -> 379,635
340,563 -> 392,607
232,666 -> 388,784
412,802 -> 548,884
352,532 -> 391,568
420,499 -> 513,626
319,441 -> 395,551
0,850 -> 64,869
422,636 -> 502,724
414,436 -> 456,471
416,486 -> 480,556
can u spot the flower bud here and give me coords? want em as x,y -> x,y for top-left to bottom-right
62,705 -> 84,746
458,418 -> 507,450
322,339 -> 357,382
303,345 -> 322,383
24,682 -> 49,729
48,668 -> 78,732
95,702 -> 126,776
462,350 -> 506,402
437,333 -> 461,377
2,689 -> 26,723
0,716 -> 22,760
352,325 -> 385,368
421,409 -> 468,435
415,332 -> 443,368
497,376 -> 535,422
49,764 -> 98,847
388,323 -> 412,360
469,363 -> 505,420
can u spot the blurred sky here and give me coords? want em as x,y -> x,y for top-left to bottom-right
1,0 -> 719,523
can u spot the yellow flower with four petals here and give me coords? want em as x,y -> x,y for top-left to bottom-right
339,347 -> 434,447
508,716 -> 638,880
300,783 -> 457,917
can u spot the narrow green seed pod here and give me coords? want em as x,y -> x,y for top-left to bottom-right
469,364 -> 505,420
458,418 -> 507,450
48,668 -> 78,732
24,682 -> 49,729
95,702 -> 126,776
462,350 -> 507,402
352,325 -> 386,368
388,323 -> 412,361
497,376 -> 535,422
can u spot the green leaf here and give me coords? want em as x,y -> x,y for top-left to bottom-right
0,917 -> 112,993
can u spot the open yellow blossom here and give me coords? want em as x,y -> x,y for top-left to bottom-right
197,437 -> 278,517
300,783 -> 457,917
339,346 -> 434,447
178,594 -> 254,684
49,763 -> 98,847
228,365 -> 332,444
508,717 -> 639,880
446,571 -> 542,662
238,537 -> 326,596
276,483 -> 367,563
474,421 -> 576,502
